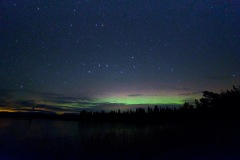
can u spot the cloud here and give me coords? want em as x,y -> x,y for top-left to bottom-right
0,88 -> 95,112
35,104 -> 73,112
0,89 -> 13,99
155,85 -> 199,92
128,94 -> 142,97
205,75 -> 235,80
179,91 -> 202,96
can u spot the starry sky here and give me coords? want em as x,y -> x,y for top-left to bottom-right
1,0 -> 240,113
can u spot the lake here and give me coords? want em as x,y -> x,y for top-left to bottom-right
0,118 -> 240,160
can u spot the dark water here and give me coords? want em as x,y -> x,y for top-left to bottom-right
0,118 -> 240,160
0,118 -> 163,159
0,119 -> 81,159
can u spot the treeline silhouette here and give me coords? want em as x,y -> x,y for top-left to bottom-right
78,85 -> 240,124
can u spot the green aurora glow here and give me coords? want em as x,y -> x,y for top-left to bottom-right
3,91 -> 201,112
96,95 -> 190,105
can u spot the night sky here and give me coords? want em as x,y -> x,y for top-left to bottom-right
1,0 -> 240,113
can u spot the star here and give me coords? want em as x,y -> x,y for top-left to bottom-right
2,0 -> 239,112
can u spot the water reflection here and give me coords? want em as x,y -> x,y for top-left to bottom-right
0,118 -> 166,159
1,118 -> 240,160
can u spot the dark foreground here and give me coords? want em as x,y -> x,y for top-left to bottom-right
0,118 -> 240,160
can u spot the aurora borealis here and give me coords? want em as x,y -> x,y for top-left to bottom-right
1,0 -> 240,112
